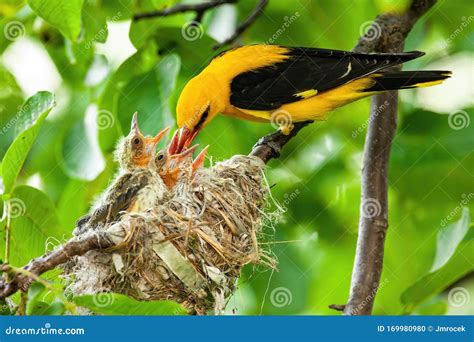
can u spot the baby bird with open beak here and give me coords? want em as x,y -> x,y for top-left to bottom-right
74,113 -> 169,234
115,112 -> 169,171
157,129 -> 209,190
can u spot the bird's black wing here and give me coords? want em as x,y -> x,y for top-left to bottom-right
229,47 -> 424,110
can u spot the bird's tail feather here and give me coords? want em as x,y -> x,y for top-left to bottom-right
364,71 -> 452,92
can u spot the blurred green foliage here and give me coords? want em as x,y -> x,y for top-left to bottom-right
0,0 -> 472,315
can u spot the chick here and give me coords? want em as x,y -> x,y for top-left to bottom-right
159,130 -> 209,189
115,112 -> 169,171
74,114 -> 169,235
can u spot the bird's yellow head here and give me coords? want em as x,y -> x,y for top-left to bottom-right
175,75 -> 224,151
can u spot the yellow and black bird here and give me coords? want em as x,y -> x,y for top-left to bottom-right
174,45 -> 451,148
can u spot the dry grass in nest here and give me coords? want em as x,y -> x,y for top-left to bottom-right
64,155 -> 277,314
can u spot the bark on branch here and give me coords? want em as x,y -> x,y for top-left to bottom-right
0,232 -> 114,299
343,0 -> 437,315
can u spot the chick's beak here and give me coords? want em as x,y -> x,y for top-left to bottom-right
169,144 -> 199,163
151,126 -> 170,145
168,127 -> 199,155
144,126 -> 170,155
131,112 -> 142,136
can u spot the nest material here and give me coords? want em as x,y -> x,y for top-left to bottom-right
64,155 -> 276,314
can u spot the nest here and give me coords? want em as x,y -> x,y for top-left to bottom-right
64,155 -> 276,314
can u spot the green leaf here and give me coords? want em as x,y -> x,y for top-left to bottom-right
29,300 -> 65,315
27,0 -> 84,41
1,91 -> 55,194
0,298 -> 12,315
97,43 -> 161,153
0,63 -> 24,159
73,293 -> 187,315
61,110 -> 106,181
26,282 -> 46,315
415,300 -> 448,315
116,54 -> 181,136
431,207 -> 471,272
41,301 -> 65,315
0,185 -> 62,265
401,225 -> 474,312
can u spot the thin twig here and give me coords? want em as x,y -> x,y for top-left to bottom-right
328,304 -> 346,312
213,0 -> 269,50
16,291 -> 27,316
133,0 -> 237,21
3,202 -> 12,265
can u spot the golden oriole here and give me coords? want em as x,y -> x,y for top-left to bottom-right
173,44 -> 451,150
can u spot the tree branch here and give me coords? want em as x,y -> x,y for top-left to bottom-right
250,121 -> 312,163
213,0 -> 269,50
0,231 -> 114,299
133,0 -> 268,51
133,0 -> 237,21
343,0 -> 437,315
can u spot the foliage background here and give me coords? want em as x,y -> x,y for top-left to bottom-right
0,0 -> 472,315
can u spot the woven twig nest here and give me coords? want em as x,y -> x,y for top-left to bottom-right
64,155 -> 276,314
